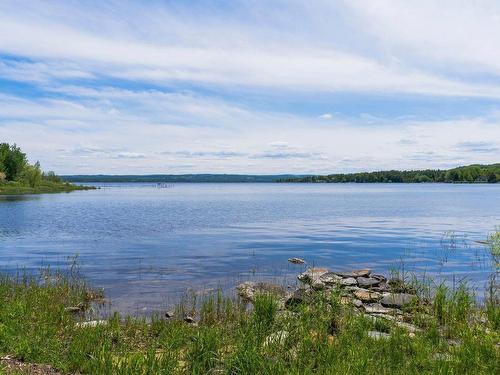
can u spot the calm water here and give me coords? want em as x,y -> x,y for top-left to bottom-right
0,183 -> 498,313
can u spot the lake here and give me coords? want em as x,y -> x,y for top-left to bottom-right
0,183 -> 498,314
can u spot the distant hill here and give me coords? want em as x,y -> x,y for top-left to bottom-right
280,164 -> 500,183
62,174 -> 304,183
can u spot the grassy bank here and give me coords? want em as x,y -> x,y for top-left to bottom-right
0,180 -> 94,195
0,267 -> 498,374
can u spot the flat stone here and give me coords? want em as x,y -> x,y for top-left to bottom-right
380,293 -> 417,308
236,282 -> 287,302
353,290 -> 381,302
363,303 -> 400,315
320,272 -> 342,285
371,283 -> 391,293
288,257 -> 305,264
357,277 -> 381,288
352,269 -> 371,277
353,299 -> 363,308
333,271 -> 357,278
298,267 -> 329,283
367,331 -> 390,340
370,274 -> 387,282
340,277 -> 358,286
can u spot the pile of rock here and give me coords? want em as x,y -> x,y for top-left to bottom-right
236,266 -> 421,335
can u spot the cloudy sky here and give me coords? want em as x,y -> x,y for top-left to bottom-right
0,0 -> 499,174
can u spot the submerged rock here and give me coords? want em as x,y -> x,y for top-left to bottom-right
380,293 -> 417,308
288,257 -> 306,264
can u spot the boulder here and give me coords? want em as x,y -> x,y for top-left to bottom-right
352,299 -> 363,308
357,277 -> 381,288
380,293 -> 417,308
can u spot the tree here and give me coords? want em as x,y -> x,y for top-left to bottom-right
20,161 -> 42,188
0,143 -> 27,181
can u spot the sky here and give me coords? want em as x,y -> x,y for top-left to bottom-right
0,0 -> 499,175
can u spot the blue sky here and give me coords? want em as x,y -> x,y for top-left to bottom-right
0,0 -> 499,174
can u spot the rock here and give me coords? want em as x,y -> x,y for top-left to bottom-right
353,299 -> 363,308
184,316 -> 196,324
387,278 -> 406,292
236,282 -> 287,302
353,290 -> 381,302
165,311 -> 175,319
380,293 -> 417,308
357,277 -> 381,288
75,320 -> 108,328
367,331 -> 390,340
370,274 -> 387,282
394,321 -> 421,333
288,257 -> 305,264
285,288 -> 310,308
340,296 -> 351,305
363,303 -> 400,315
263,330 -> 289,347
339,277 -> 357,286
298,267 -> 329,283
371,282 -> 391,293
352,269 -> 371,277
320,272 -> 342,285
333,271 -> 357,278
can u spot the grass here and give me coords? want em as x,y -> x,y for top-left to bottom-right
0,181 -> 94,195
0,268 -> 498,374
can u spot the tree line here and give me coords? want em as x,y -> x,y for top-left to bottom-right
281,164 -> 500,183
0,143 -> 61,188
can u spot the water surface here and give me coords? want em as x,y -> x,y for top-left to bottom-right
0,183 -> 498,313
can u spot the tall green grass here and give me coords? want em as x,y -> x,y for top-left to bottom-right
0,268 -> 498,374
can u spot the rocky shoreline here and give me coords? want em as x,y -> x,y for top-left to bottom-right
237,264 -> 425,337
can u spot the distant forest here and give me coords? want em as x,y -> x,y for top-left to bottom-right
281,164 -> 500,183
62,174 -> 303,183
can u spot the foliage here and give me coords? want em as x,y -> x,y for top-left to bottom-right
0,143 -> 27,181
283,163 -> 500,183
0,269 -> 498,375
0,142 -> 92,194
